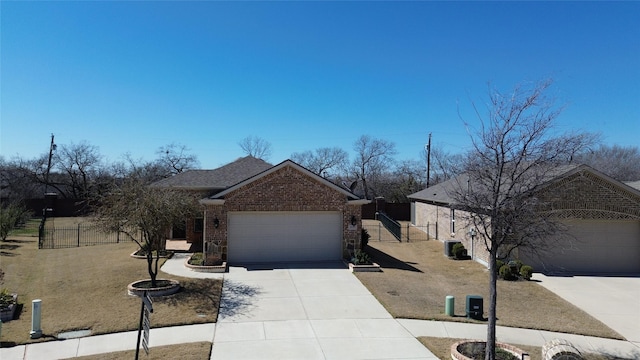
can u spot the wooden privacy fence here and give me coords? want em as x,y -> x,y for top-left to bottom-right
39,219 -> 141,249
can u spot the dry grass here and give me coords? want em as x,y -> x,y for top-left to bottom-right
0,219 -> 222,347
356,240 -> 622,339
72,341 -> 212,360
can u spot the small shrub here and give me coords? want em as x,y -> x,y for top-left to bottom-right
495,260 -> 505,274
499,264 -> 517,281
0,202 -> 31,241
361,229 -> 370,249
188,252 -> 204,266
451,243 -> 467,260
520,265 -> 533,280
509,259 -> 523,272
352,249 -> 372,265
0,288 -> 16,309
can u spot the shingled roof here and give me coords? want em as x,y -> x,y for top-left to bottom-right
408,163 -> 640,206
408,164 -> 583,205
150,156 -> 273,190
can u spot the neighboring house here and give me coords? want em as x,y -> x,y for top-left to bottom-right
152,156 -> 367,264
408,164 -> 640,274
150,156 -> 273,243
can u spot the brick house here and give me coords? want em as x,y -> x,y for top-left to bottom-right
152,156 -> 367,264
408,164 -> 640,274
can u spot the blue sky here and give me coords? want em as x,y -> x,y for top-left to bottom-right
2,1 -> 638,168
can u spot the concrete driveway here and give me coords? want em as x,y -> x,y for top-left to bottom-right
534,274 -> 640,345
211,262 -> 437,360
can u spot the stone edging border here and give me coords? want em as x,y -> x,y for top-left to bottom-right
450,340 -> 525,360
344,261 -> 382,272
130,251 -> 173,259
0,293 -> 18,322
184,258 -> 227,273
127,279 -> 181,297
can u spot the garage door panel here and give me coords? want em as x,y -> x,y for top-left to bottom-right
520,220 -> 640,274
228,212 -> 342,263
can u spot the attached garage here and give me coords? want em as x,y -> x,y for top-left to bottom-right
521,220 -> 640,274
227,211 -> 343,263
409,164 -> 640,275
200,160 -> 366,266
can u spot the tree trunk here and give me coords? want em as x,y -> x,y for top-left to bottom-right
485,248 -> 498,360
147,251 -> 157,288
362,177 -> 369,200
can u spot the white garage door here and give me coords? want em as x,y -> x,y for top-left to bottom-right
521,220 -> 640,274
227,211 -> 343,263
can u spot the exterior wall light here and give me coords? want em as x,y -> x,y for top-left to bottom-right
350,215 -> 357,226
213,217 -> 220,229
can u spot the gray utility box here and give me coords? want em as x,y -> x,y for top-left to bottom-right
444,240 -> 462,257
466,295 -> 483,320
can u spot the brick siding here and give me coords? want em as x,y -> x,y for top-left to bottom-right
412,169 -> 640,267
203,165 -> 361,262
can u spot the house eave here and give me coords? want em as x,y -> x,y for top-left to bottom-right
199,199 -> 225,206
209,160 -> 362,201
348,199 -> 371,205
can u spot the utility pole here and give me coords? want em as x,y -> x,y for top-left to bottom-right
44,134 -> 55,193
43,134 -> 56,217
426,133 -> 432,188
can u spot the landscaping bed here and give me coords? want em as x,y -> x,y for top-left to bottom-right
0,223 -> 223,346
355,240 -> 623,339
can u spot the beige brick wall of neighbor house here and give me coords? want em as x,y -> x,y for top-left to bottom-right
413,170 -> 640,270
540,171 -> 640,220
203,166 -> 361,262
413,202 -> 489,266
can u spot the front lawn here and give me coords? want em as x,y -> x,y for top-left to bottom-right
0,219 -> 222,347
356,240 -> 622,339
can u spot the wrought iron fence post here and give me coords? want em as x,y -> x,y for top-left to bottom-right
38,219 -> 44,249
406,223 -> 410,242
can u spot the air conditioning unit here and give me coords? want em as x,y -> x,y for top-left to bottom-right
444,240 -> 462,257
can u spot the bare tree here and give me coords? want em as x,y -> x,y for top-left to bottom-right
155,143 -> 200,177
291,147 -> 349,178
574,144 -> 640,181
385,159 -> 425,202
451,79 -> 596,359
239,136 -> 272,160
0,155 -> 44,200
94,172 -> 202,287
54,141 -> 104,200
352,135 -> 396,200
423,145 -> 465,185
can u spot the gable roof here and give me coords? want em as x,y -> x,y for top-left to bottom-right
626,181 -> 640,191
408,163 -> 640,206
203,159 -> 362,202
150,156 -> 273,190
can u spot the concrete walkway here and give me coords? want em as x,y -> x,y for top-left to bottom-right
2,254 -> 639,359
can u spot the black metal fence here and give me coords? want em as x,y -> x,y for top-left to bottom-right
376,212 -> 401,241
38,218 -> 139,249
363,220 -> 431,243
